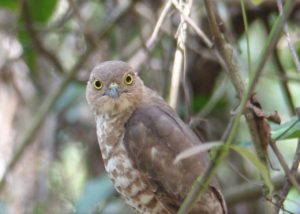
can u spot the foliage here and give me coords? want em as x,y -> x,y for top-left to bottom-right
272,117 -> 300,140
0,0 -> 299,214
231,146 -> 273,193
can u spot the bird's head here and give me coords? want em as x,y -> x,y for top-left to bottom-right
86,61 -> 144,116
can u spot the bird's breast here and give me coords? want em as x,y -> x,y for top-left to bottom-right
95,115 -> 170,214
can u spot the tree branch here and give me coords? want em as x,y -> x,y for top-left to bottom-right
171,0 -> 212,48
225,171 -> 300,205
276,0 -> 300,73
21,0 -> 64,74
274,108 -> 300,212
261,18 -> 295,115
0,1 -> 136,192
179,0 -> 295,213
146,0 -> 173,49
169,0 -> 192,109
68,0 -> 100,48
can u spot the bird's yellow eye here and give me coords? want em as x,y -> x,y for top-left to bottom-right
93,80 -> 103,90
124,73 -> 134,85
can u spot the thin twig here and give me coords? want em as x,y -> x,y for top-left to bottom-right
275,108 -> 300,212
269,141 -> 300,193
266,72 -> 300,83
262,18 -> 295,115
240,0 -> 251,74
68,0 -> 100,49
21,0 -> 64,74
225,171 -> 300,204
247,0 -> 295,94
276,0 -> 300,73
129,2 -> 168,70
178,0 -> 295,213
168,0 -> 191,109
171,0 -> 213,48
44,7 -> 73,32
197,77 -> 227,117
273,48 -> 295,114
146,0 -> 173,49
204,2 -> 245,99
134,2 -> 212,62
226,159 -> 261,185
274,119 -> 299,141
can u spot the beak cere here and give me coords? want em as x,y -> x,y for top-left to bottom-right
105,82 -> 120,98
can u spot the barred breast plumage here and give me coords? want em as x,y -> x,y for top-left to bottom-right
96,114 -> 170,214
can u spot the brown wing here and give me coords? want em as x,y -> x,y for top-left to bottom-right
124,104 -> 226,213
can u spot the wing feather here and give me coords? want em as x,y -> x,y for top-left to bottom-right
124,105 -> 225,212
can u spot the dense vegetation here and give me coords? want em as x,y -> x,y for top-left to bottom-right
0,0 -> 300,213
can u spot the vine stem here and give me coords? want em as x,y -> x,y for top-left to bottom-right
178,0 -> 295,213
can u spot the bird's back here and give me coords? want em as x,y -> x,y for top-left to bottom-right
123,87 -> 227,213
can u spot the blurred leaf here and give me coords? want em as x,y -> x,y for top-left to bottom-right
18,20 -> 37,73
153,47 -> 162,58
32,203 -> 47,214
50,143 -> 87,204
28,0 -> 58,24
283,188 -> 300,213
231,145 -> 274,193
0,0 -> 18,10
251,0 -> 264,5
278,25 -> 300,72
17,0 -> 58,72
61,143 -> 87,199
192,95 -> 209,112
192,94 -> 226,114
271,117 -> 300,140
75,176 -> 116,214
109,28 -> 119,57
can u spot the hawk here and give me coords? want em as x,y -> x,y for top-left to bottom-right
86,61 -> 227,214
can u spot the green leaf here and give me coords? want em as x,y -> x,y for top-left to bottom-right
251,0 -> 264,5
271,117 -> 300,140
17,0 -> 58,72
18,20 -> 37,73
283,188 -> 300,214
0,0 -> 19,11
231,145 -> 274,193
28,0 -> 58,24
192,95 -> 209,112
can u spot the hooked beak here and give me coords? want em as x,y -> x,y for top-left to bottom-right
105,82 -> 120,98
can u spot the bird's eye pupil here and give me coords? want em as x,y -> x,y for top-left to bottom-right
93,80 -> 103,90
126,76 -> 132,82
124,74 -> 134,85
95,81 -> 101,87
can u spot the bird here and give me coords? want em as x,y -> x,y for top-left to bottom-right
86,61 -> 227,214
